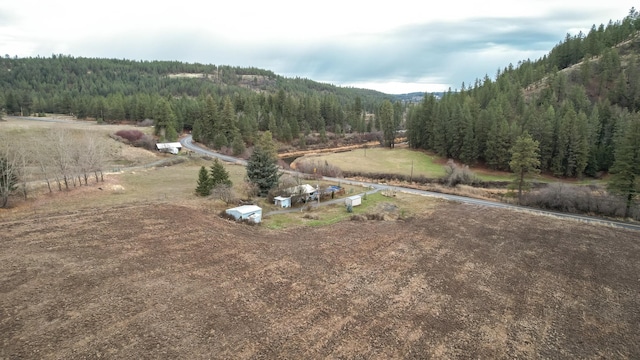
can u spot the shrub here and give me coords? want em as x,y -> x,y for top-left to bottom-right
295,160 -> 342,178
115,129 -> 145,143
521,183 -> 640,220
132,134 -> 156,150
442,159 -> 481,187
366,213 -> 386,221
212,185 -> 237,205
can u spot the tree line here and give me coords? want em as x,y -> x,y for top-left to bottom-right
0,55 -> 393,144
406,8 -> 640,180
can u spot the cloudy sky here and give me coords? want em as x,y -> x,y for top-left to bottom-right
0,1 -> 635,94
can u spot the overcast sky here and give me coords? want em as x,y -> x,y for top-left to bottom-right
0,1 -> 635,94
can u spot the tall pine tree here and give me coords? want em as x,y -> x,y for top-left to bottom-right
608,116 -> 640,218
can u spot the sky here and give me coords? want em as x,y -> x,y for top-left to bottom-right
0,1 -> 635,94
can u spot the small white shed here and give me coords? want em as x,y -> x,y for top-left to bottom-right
274,196 -> 292,208
345,195 -> 362,207
225,205 -> 262,223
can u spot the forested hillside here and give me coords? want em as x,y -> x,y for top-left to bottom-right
0,56 -> 392,147
406,8 -> 640,179
3,9 -> 640,184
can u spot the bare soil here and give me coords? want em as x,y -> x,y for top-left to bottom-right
2,200 -> 639,359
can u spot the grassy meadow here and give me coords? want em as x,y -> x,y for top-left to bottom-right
291,146 -> 522,182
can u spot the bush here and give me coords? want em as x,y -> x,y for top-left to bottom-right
114,129 -> 145,143
442,159 -> 480,187
212,184 -> 237,205
132,134 -> 156,150
521,183 -> 640,220
366,213 -> 386,221
295,160 -> 342,178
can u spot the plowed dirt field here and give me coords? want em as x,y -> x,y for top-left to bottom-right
1,202 -> 639,359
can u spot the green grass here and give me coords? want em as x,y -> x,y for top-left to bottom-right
295,147 -> 446,178
265,192 -> 400,230
294,147 -> 520,182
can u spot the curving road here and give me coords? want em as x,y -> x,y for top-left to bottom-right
182,135 -> 640,231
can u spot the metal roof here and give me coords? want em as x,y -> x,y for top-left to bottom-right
155,142 -> 182,149
227,205 -> 262,214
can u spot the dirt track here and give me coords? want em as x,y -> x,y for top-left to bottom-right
1,202 -> 639,359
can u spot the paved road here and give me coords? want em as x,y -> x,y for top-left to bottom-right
186,135 -> 640,231
181,136 -> 247,166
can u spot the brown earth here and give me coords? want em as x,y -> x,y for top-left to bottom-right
1,201 -> 640,359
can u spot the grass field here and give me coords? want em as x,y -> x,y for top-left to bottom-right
264,191 -> 435,230
292,146 -> 523,182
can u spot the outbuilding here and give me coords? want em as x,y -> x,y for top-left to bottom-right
285,184 -> 319,203
274,196 -> 292,208
155,142 -> 182,154
225,205 -> 262,223
345,195 -> 362,207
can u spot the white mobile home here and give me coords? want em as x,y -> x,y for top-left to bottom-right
155,142 -> 182,154
345,195 -> 362,207
225,205 -> 262,223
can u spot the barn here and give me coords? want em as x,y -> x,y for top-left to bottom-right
225,205 -> 262,223
345,195 -> 362,207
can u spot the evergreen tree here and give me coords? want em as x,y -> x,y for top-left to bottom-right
485,117 -> 511,170
256,131 -> 278,159
553,106 -> 589,177
246,144 -> 280,196
432,104 -> 450,157
220,96 -> 240,143
210,158 -> 232,187
153,98 -> 177,141
192,114 -> 205,143
202,95 -> 219,146
608,117 -> 640,218
213,133 -> 229,150
231,135 -> 246,156
379,100 -> 395,148
509,133 -> 541,204
195,166 -> 212,197
459,108 -> 478,165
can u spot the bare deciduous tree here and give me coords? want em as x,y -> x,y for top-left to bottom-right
47,129 -> 74,190
211,184 -> 236,205
0,134 -> 22,207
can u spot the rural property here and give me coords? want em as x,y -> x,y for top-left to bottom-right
2,197 -> 639,358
